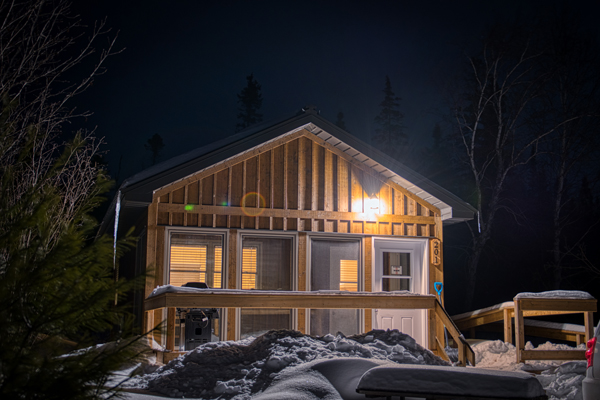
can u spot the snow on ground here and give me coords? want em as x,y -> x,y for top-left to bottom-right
122,329 -> 588,400
124,329 -> 445,399
472,340 -> 587,400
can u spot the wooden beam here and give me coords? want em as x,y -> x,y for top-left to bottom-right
166,307 -> 176,351
503,308 -> 513,344
517,298 -> 596,312
515,299 -> 525,363
520,350 -> 586,361
145,291 -> 437,311
158,203 -> 435,225
585,311 -> 594,342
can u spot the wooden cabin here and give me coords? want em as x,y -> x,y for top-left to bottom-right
103,106 -> 475,355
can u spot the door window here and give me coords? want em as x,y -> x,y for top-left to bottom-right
382,252 -> 411,291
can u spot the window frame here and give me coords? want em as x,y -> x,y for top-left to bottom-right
164,227 -> 228,289
236,230 -> 298,339
306,234 -> 364,336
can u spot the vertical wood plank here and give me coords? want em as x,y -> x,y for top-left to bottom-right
230,163 -> 244,228
504,308 -> 513,344
350,165 -> 363,213
286,140 -> 298,230
324,150 -> 334,211
155,226 -> 165,286
297,232 -> 307,334
337,158 -> 349,213
145,202 -> 158,298
227,229 -> 237,341
243,157 -> 258,228
166,307 -> 176,351
216,169 -> 229,227
364,237 -> 372,332
259,152 -> 271,229
585,311 -> 594,342
272,145 -> 284,230
201,175 -> 213,227
379,184 -> 390,215
183,185 -> 189,226
311,141 -> 320,231
514,299 -> 525,363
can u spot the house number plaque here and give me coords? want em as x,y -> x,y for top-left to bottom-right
431,238 -> 441,265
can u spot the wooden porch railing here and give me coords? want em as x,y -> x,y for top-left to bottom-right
144,289 -> 475,366
452,295 -> 596,363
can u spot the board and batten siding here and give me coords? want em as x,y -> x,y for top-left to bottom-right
144,129 -> 445,345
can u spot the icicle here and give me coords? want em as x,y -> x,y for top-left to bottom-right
113,190 -> 122,270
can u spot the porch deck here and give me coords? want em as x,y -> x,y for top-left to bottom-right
144,287 -> 475,366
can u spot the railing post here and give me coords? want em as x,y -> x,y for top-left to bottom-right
514,299 -> 525,363
503,308 -> 513,344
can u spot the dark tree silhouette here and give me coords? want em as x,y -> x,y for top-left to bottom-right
145,133 -> 165,166
236,73 -> 263,132
373,76 -> 406,158
335,111 -> 348,131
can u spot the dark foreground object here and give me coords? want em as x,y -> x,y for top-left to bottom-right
356,364 -> 547,400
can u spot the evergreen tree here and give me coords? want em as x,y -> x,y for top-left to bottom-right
0,2 -> 145,397
335,111 -> 348,131
236,73 -> 263,132
373,76 -> 406,157
0,121 -> 144,399
145,133 -> 165,166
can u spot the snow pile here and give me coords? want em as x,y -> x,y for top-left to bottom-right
472,340 -> 587,400
515,290 -> 593,300
125,329 -> 447,399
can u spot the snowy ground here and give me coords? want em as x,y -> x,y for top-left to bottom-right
119,329 -> 587,400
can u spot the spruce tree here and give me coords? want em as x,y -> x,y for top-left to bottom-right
145,133 -> 165,166
373,76 -> 406,158
236,73 -> 263,132
0,129 -> 144,399
335,111 -> 348,131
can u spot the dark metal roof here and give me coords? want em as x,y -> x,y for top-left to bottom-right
100,107 -> 475,236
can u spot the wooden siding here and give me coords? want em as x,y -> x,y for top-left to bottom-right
153,131 -> 440,236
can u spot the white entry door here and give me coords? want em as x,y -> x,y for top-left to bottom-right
373,238 -> 428,347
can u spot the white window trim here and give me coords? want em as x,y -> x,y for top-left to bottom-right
306,234 -> 364,335
235,230 -> 298,339
163,227 -> 229,343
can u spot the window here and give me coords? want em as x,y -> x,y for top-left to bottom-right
310,239 -> 361,336
241,247 -> 258,289
382,252 -> 411,291
169,233 -> 224,288
240,236 -> 293,338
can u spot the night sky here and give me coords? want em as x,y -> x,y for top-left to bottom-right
71,0 -> 600,182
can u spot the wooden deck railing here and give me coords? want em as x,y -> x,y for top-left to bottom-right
144,289 -> 475,366
452,296 -> 596,363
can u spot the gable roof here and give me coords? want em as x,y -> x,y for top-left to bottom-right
101,107 -> 475,235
